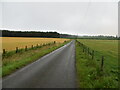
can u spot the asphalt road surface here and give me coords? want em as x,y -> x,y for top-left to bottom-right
2,40 -> 76,88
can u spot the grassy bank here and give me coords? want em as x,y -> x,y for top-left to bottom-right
76,39 -> 118,88
2,40 -> 70,77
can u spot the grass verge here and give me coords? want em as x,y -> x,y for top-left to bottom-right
75,40 -> 118,88
2,41 -> 70,77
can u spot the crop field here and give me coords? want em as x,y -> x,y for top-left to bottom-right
1,37 -> 70,77
1,37 -> 69,52
76,39 -> 119,88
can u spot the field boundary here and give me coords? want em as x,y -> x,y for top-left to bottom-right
76,40 -> 105,72
75,39 -> 118,88
2,41 -> 69,58
2,40 -> 71,77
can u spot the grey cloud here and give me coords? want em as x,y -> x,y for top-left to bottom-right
1,2 -> 118,36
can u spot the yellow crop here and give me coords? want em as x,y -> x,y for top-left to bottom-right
1,37 -> 69,52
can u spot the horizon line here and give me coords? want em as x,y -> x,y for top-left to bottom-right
0,29 -> 118,37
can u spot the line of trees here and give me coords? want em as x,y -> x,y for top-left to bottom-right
2,30 -> 77,38
1,30 -> 119,40
2,30 -> 60,38
78,35 -> 120,40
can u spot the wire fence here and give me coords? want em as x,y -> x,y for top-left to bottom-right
2,41 -> 57,59
76,40 -> 104,72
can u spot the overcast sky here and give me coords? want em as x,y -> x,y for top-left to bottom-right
0,0 -> 118,36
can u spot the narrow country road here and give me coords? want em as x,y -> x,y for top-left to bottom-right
2,40 -> 76,88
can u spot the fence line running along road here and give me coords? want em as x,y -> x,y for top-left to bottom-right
76,40 -> 104,72
2,41 -> 57,58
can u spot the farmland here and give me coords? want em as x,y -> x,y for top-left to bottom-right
76,39 -> 118,88
1,37 -> 70,77
1,37 -> 119,88
1,37 -> 69,52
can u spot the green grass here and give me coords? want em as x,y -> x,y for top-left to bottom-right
76,39 -> 119,88
1,41 -> 70,77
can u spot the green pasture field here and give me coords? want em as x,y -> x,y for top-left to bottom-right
76,39 -> 119,88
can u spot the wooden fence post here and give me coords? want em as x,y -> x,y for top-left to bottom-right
16,47 -> 18,53
36,44 -> 38,48
64,40 -> 66,43
25,46 -> 27,51
101,56 -> 104,71
3,49 -> 6,54
83,48 -> 84,52
48,43 -> 50,45
31,45 -> 33,49
92,50 -> 94,59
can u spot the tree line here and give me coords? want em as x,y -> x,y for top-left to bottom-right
1,30 -> 119,40
78,35 -> 120,40
2,30 -> 77,38
2,30 -> 61,38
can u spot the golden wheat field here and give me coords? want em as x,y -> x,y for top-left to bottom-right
1,37 -> 69,52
